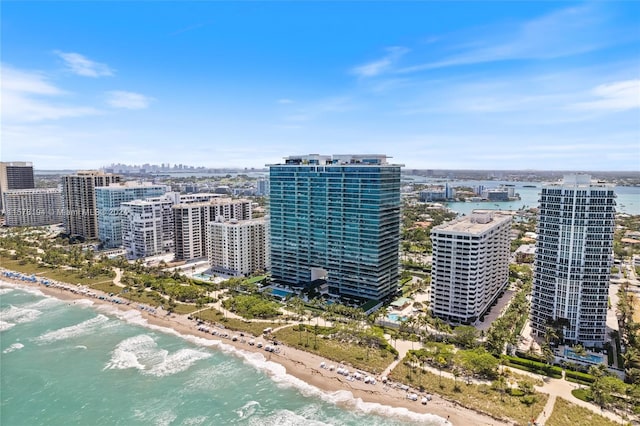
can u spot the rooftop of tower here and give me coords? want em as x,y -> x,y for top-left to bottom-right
432,212 -> 512,235
544,173 -> 615,189
267,154 -> 402,166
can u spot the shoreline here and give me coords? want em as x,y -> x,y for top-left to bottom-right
1,271 -> 509,426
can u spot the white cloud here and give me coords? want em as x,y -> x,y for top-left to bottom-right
398,5 -> 622,73
2,65 -> 63,95
55,51 -> 114,77
106,91 -> 153,109
277,98 -> 294,104
1,64 -> 100,122
351,46 -> 409,77
572,80 -> 640,111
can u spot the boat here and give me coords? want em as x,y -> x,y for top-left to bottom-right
421,397 -> 428,405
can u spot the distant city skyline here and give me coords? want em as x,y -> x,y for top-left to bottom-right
2,2 -> 639,171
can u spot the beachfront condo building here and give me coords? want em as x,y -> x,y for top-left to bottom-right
430,212 -> 512,324
121,192 -> 223,259
62,171 -> 121,240
96,182 -> 169,248
268,154 -> 402,301
531,174 -> 616,347
173,198 -> 252,261
207,217 -> 270,277
3,188 -> 63,227
121,196 -> 175,259
0,161 -> 35,212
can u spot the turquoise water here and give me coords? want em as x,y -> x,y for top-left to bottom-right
439,183 -> 640,216
0,282 -> 444,426
271,288 -> 294,298
386,314 -> 407,323
192,273 -> 214,281
564,348 -> 604,364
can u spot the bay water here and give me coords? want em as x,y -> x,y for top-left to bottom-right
0,282 -> 443,426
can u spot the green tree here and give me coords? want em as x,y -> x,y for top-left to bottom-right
454,325 -> 479,349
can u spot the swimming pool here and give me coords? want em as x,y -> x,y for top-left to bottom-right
271,288 -> 294,298
192,273 -> 214,281
564,348 -> 604,364
386,313 -> 408,322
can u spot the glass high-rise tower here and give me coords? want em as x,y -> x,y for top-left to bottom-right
268,154 -> 402,301
531,174 -> 616,347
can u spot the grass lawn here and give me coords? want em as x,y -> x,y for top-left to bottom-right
41,269 -> 113,285
121,289 -> 165,307
1,255 -> 113,285
390,362 -> 548,425
89,281 -> 126,294
571,388 -> 592,402
547,397 -> 620,426
172,303 -> 200,315
193,308 -> 282,337
273,325 -> 396,375
0,256 -> 44,275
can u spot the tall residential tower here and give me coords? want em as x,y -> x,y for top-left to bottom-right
95,182 -> 169,248
61,171 -> 121,239
531,174 -> 616,347
0,161 -> 35,211
430,212 -> 511,324
268,154 -> 402,301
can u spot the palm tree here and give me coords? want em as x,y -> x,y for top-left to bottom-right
437,356 -> 447,388
493,376 -> 507,401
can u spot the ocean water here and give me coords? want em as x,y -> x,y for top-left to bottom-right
0,282 -> 444,426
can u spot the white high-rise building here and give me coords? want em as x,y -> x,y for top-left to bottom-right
96,182 -> 169,248
121,192 -> 222,259
121,197 -> 175,259
173,198 -> 252,261
208,217 -> 270,277
430,212 -> 511,324
531,174 -> 616,347
3,188 -> 63,227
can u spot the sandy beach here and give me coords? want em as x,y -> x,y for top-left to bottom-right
1,271 -> 510,426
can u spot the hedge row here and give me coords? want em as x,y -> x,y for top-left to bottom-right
504,355 -> 563,378
565,370 -> 596,384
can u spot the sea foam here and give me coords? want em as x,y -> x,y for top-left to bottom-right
246,409 -> 332,426
105,334 -> 211,377
0,288 -> 14,296
34,314 -> 111,343
86,301 -> 445,424
2,342 -> 24,353
0,280 -> 45,297
0,321 -> 16,332
0,305 -> 42,324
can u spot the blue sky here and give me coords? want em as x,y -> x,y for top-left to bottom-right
2,1 -> 639,171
